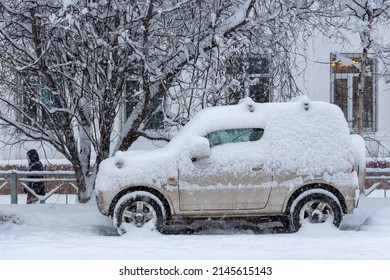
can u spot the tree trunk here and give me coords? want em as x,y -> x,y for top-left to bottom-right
74,164 -> 89,203
357,47 -> 367,136
357,7 -> 373,136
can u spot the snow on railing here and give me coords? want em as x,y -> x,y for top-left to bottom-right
365,176 -> 390,198
365,167 -> 390,198
0,170 -> 77,204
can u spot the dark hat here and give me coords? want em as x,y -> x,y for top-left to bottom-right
27,149 -> 40,162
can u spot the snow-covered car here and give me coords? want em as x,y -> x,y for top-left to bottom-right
95,97 -> 364,234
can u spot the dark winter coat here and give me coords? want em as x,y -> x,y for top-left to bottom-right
26,149 -> 45,195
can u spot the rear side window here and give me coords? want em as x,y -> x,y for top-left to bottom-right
205,128 -> 264,148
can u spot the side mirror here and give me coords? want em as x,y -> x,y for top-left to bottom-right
189,136 -> 210,160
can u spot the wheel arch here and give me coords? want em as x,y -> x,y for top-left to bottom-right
284,183 -> 347,215
108,186 -> 172,220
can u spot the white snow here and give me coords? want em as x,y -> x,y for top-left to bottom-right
351,134 -> 367,165
1,193 -> 390,260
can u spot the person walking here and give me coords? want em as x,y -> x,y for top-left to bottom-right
26,149 -> 45,204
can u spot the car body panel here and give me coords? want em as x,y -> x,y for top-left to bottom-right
178,141 -> 273,211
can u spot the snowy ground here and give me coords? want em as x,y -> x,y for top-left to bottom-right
1,191 -> 390,260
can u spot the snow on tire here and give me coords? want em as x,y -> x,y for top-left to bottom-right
113,191 -> 166,235
289,189 -> 343,232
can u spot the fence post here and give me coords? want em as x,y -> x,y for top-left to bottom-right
10,172 -> 18,204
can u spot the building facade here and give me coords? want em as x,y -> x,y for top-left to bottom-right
296,32 -> 390,158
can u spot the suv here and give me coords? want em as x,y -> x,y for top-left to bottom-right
95,97 -> 364,234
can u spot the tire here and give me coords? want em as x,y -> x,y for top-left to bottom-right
289,190 -> 343,232
113,191 -> 166,235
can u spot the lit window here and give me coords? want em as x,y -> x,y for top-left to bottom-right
330,53 -> 377,132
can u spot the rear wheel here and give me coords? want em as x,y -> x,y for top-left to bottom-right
290,190 -> 343,232
113,191 -> 165,235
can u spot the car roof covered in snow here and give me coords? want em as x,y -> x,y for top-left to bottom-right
170,96 -> 350,145
167,96 -> 355,175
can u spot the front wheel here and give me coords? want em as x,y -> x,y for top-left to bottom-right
290,190 -> 343,232
113,191 -> 166,235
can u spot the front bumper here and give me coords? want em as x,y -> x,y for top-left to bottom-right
95,190 -> 112,216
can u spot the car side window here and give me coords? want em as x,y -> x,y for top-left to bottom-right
205,128 -> 264,148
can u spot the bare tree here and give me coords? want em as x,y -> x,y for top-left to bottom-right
0,0 -> 332,202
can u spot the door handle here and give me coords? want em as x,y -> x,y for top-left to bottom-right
252,165 -> 263,171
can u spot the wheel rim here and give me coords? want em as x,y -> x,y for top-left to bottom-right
121,201 -> 157,228
299,199 -> 335,224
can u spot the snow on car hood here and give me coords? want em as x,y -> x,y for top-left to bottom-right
95,148 -> 179,192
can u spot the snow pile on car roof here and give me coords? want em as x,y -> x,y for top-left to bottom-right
169,96 -> 356,175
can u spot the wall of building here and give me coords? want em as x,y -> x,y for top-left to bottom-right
295,31 -> 390,157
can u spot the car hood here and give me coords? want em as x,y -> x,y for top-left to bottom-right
95,148 -> 179,193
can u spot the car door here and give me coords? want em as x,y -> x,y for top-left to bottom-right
178,128 -> 273,211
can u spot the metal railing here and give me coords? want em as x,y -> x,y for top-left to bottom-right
365,175 -> 390,198
1,169 -> 388,204
365,166 -> 390,197
0,170 -> 77,204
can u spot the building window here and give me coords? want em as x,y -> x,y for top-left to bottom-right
124,78 -> 140,120
19,79 -> 61,130
41,87 -> 61,129
20,94 -> 37,125
226,56 -> 270,104
124,78 -> 164,130
330,53 -> 377,132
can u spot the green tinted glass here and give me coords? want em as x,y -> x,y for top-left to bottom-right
206,128 -> 263,148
